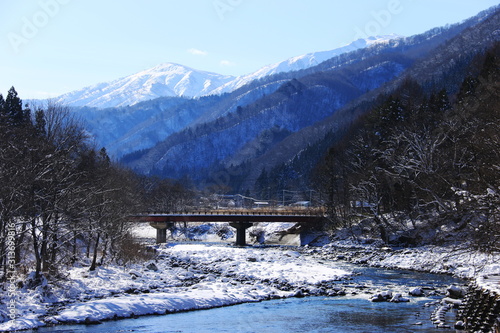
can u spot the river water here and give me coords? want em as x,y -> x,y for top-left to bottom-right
31,263 -> 464,333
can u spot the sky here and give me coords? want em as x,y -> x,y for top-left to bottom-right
0,0 -> 498,99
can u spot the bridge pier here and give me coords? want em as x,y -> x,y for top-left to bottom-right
149,222 -> 174,244
229,222 -> 253,246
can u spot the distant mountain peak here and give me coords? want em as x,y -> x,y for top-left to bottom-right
54,63 -> 235,108
54,35 -> 403,108
209,34 -> 404,95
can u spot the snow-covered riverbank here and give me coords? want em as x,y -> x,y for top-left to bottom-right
1,229 -> 499,332
306,241 -> 500,280
0,243 -> 351,331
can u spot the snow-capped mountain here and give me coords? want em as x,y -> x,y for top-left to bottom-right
209,34 -> 403,95
55,35 -> 402,108
54,63 -> 235,108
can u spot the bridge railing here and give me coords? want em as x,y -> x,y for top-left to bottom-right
134,207 -> 326,217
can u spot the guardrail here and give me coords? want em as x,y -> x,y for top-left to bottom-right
134,208 -> 326,217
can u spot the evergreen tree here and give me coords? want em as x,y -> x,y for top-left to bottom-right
457,77 -> 478,102
429,88 -> 450,112
34,109 -> 47,137
5,87 -> 27,127
0,94 -> 5,120
255,169 -> 269,199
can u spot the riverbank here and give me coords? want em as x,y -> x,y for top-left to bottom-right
1,233 -> 499,331
306,241 -> 500,280
0,243 -> 352,331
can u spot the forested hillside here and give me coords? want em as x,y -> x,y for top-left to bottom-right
314,45 -> 499,251
121,6 -> 499,194
249,7 -> 500,196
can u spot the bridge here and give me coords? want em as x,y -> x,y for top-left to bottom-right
130,210 -> 325,246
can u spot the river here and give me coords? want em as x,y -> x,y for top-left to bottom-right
29,262 -> 464,332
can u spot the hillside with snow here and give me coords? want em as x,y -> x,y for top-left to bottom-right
210,34 -> 402,95
53,63 -> 235,108
53,35 -> 401,108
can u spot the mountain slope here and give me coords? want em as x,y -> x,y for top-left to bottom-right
55,36 -> 401,109
55,63 -> 235,108
122,41 -> 433,178
76,79 -> 291,158
76,36 -> 403,158
122,5 -> 500,192
244,6 -> 500,192
210,35 -> 402,95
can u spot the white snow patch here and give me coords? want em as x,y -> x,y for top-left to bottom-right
0,244 -> 351,331
50,35 -> 403,108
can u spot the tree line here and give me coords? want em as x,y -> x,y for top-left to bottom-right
314,47 -> 499,252
0,90 -> 193,285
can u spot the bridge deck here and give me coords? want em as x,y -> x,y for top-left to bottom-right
131,211 -> 323,223
129,211 -> 325,245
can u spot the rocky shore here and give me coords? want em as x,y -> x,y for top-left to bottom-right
1,235 -> 499,332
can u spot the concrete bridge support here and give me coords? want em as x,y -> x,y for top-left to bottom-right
229,222 -> 253,246
150,222 -> 174,244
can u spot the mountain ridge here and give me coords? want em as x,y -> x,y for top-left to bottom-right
53,35 -> 402,108
120,6 -> 500,192
209,34 -> 403,95
54,63 -> 235,108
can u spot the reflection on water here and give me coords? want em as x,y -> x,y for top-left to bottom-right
31,265 -> 462,333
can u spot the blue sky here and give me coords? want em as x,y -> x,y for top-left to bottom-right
1,0 -> 498,99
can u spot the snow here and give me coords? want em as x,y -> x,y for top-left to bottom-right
476,272 -> 500,295
53,63 -> 235,108
0,242 -> 351,331
47,245 -> 349,325
51,35 -> 403,108
209,34 -> 403,95
318,240 -> 500,278
311,241 -> 500,299
362,245 -> 500,279
1,221 -> 499,331
52,289 -> 256,323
